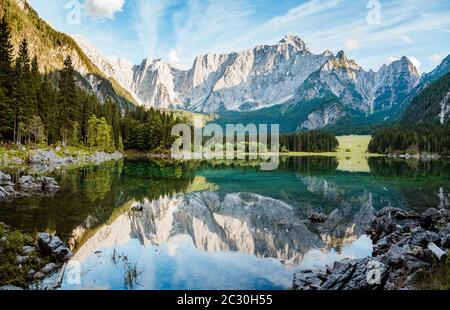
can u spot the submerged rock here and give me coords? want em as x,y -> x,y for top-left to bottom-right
37,233 -> 73,262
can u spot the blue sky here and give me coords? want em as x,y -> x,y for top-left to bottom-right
29,0 -> 450,73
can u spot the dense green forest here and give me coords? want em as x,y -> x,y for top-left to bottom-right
280,130 -> 339,152
368,125 -> 450,155
0,17 -> 182,152
367,68 -> 450,155
401,71 -> 450,124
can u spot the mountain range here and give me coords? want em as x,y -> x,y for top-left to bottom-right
5,0 -> 450,132
75,31 -> 449,131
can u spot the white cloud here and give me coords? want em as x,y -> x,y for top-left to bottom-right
401,35 -> 414,44
84,0 -> 125,19
134,0 -> 169,59
407,56 -> 421,70
171,0 -> 255,67
430,54 -> 445,64
344,38 -> 360,51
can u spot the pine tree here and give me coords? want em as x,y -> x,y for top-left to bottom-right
87,115 -> 99,149
0,16 -> 14,93
58,56 -> 78,145
12,39 -> 33,143
0,87 -> 12,139
69,121 -> 80,146
96,117 -> 113,152
28,115 -> 45,144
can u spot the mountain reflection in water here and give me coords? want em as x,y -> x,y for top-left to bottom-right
0,156 -> 448,289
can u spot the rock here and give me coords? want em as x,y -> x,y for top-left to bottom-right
0,171 -> 12,184
16,255 -> 29,264
36,177 -> 60,190
377,207 -> 419,220
309,212 -> 327,223
294,258 -> 388,290
420,208 -> 444,231
366,213 -> 396,243
37,233 -> 73,262
409,227 -> 439,247
39,262 -> 57,275
33,272 -> 44,279
439,230 -> 450,248
18,175 -> 40,191
293,270 -> 327,290
0,185 -> 17,200
22,245 -> 36,255
28,150 -> 64,165
294,206 -> 450,290
27,269 -> 36,279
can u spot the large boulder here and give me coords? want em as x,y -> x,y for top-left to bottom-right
420,208 -> 445,231
293,258 -> 388,290
37,233 -> 72,262
28,150 -> 64,164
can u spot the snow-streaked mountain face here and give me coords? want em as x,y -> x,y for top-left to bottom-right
74,34 -> 421,120
174,35 -> 330,112
372,56 -> 420,112
294,53 -> 419,114
72,34 -> 141,105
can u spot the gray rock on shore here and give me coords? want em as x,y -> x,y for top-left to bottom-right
37,233 -> 73,262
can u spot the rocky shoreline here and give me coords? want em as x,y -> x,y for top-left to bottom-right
0,223 -> 73,290
293,207 -> 449,290
0,149 -> 124,201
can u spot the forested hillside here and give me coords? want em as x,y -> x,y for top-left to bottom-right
368,125 -> 450,155
0,0 -> 137,108
401,71 -> 450,124
0,17 -> 182,151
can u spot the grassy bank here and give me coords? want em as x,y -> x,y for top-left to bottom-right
0,224 -> 50,288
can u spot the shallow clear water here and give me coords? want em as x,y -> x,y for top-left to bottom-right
0,157 -> 449,290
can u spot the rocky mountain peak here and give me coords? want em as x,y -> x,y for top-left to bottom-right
336,50 -> 347,61
278,35 -> 308,50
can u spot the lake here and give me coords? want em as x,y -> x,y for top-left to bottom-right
0,156 -> 449,290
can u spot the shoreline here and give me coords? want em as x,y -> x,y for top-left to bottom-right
293,207 -> 449,290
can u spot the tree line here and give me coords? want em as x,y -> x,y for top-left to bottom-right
280,130 -> 339,152
368,125 -> 450,155
0,17 -> 182,152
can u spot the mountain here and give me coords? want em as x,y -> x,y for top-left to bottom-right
75,34 -> 331,111
215,53 -> 420,132
403,54 -> 450,106
401,71 -> 450,124
0,0 -> 138,109
75,33 -> 420,130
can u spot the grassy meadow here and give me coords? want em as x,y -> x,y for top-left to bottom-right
284,135 -> 383,172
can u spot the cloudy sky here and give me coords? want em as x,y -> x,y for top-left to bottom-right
30,0 -> 450,73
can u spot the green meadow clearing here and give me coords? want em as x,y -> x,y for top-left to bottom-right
284,135 -> 383,172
